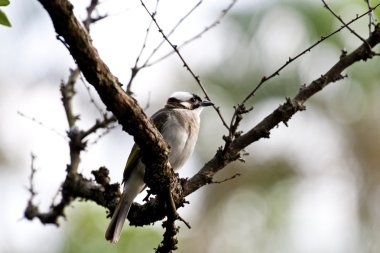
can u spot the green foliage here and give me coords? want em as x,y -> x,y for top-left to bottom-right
0,0 -> 10,6
0,10 -> 10,27
60,202 -> 162,253
0,0 -> 11,27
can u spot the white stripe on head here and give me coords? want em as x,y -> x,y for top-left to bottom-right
170,91 -> 193,102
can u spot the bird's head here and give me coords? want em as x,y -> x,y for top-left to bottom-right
166,91 -> 214,111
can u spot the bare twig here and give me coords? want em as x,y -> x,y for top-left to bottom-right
82,0 -> 107,32
240,3 -> 380,106
126,0 -> 160,93
80,74 -> 106,116
60,68 -> 80,128
27,153 -> 37,198
25,165 -> 120,225
223,104 -> 252,152
166,186 -> 191,229
17,111 -> 68,140
24,153 -> 66,226
146,0 -> 238,67
89,122 -> 119,145
322,0 -> 369,47
211,173 -> 241,184
81,114 -> 117,140
364,0 -> 377,35
140,0 -> 230,130
142,0 -> 203,67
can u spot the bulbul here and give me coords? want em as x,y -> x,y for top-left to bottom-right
105,91 -> 213,243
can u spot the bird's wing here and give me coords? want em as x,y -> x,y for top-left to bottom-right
151,108 -> 170,132
122,108 -> 171,183
122,143 -> 141,183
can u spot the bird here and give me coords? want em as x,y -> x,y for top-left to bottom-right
105,91 -> 213,243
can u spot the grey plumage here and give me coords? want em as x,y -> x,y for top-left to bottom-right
105,91 -> 213,243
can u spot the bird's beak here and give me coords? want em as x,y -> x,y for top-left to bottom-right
201,100 -> 214,107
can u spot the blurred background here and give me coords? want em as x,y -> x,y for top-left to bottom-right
1,0 -> 380,252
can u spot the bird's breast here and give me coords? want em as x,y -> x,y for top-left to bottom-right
161,110 -> 200,170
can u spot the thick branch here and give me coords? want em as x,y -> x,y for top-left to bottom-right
34,0 -> 380,233
37,0 -> 173,195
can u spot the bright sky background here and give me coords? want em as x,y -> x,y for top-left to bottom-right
0,0 -> 366,252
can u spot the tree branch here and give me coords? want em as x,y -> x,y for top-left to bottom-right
183,24 -> 380,196
30,0 -> 380,250
322,0 -> 368,46
36,0 -> 174,196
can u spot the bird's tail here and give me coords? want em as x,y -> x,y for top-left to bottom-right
105,183 -> 141,243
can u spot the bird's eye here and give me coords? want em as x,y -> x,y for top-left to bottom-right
190,97 -> 196,103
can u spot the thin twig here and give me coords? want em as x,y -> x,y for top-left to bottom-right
80,74 -> 106,116
82,0 -> 107,32
89,122 -> 119,145
240,3 -> 380,105
81,114 -> 118,146
211,173 -> 241,184
28,153 -> 37,197
126,0 -> 160,93
142,0 -> 203,67
364,0 -> 377,35
166,187 -> 190,229
80,114 -> 117,140
140,0 -> 230,130
322,0 -> 370,48
60,68 -> 80,128
224,104 -> 252,152
146,0 -> 238,67
17,111 -> 68,140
